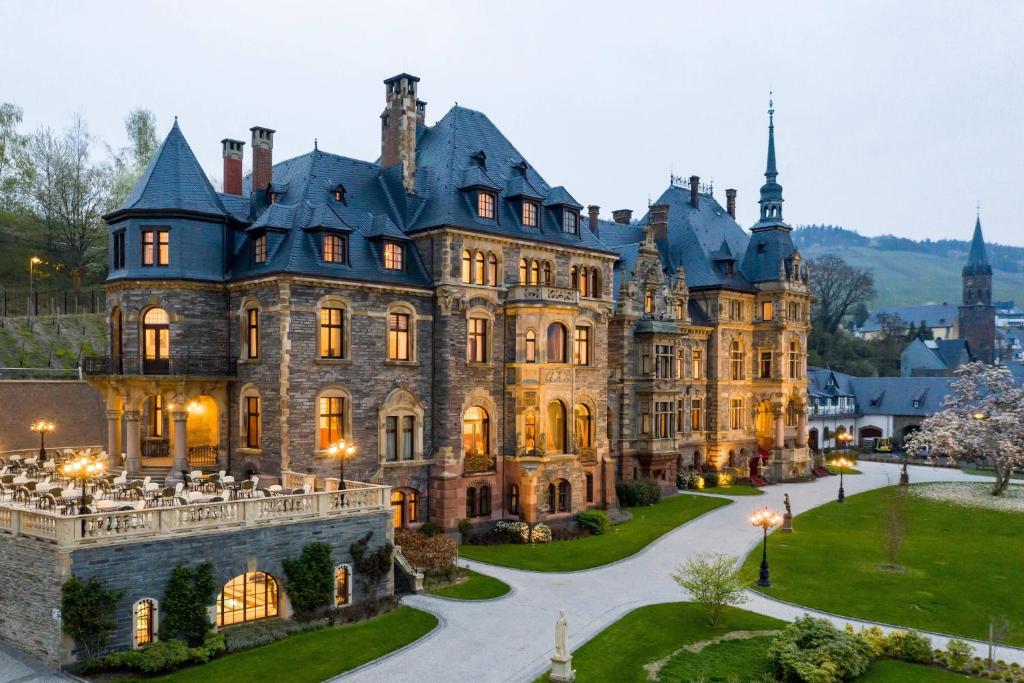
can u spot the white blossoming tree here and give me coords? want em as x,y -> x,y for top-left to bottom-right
906,362 -> 1024,496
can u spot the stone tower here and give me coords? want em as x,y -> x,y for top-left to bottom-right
959,215 -> 995,363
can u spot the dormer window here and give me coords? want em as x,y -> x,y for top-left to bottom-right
333,183 -> 347,204
253,235 -> 267,264
477,191 -> 496,220
522,201 -> 539,228
562,209 -> 579,235
383,242 -> 404,270
756,242 -> 767,254
324,234 -> 346,264
269,192 -> 278,205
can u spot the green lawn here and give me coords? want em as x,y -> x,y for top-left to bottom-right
858,658 -> 976,681
698,485 -> 765,496
425,569 -> 510,600
460,494 -> 730,571
534,602 -> 785,683
741,485 -> 1024,644
153,607 -> 437,683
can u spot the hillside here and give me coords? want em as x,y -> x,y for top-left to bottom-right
794,226 -> 1024,308
0,314 -> 107,370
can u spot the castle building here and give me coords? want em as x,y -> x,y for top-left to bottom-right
85,74 -> 812,531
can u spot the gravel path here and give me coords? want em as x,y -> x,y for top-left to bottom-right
337,461 -> 1023,682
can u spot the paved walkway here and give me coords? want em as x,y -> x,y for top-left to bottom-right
339,462 -> 1022,683
0,641 -> 70,683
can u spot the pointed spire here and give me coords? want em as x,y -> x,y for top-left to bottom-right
966,214 -> 990,269
765,92 -> 777,179
753,93 -> 788,231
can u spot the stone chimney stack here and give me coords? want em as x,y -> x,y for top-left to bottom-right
725,188 -> 737,219
612,209 -> 633,225
587,205 -> 600,237
250,127 -> 275,192
649,204 -> 670,241
381,73 -> 420,194
689,175 -> 700,208
221,139 -> 245,196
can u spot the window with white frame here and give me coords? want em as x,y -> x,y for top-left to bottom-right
334,565 -> 352,606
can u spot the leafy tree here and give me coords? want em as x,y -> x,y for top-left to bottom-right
907,362 -> 1024,496
61,575 -> 125,659
808,254 -> 876,334
670,552 -> 748,626
108,109 -> 160,208
159,563 -> 216,646
0,102 -> 30,209
282,542 -> 335,615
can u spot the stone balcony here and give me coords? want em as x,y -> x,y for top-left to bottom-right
0,481 -> 389,549
505,285 -> 579,306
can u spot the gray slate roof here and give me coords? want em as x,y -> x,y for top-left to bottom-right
807,366 -> 952,417
859,303 -> 959,334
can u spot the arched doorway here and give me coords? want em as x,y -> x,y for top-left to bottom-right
754,401 -> 774,449
546,400 -> 567,453
216,572 -> 279,627
184,396 -> 219,468
859,425 -> 883,448
808,428 -> 819,452
142,307 -> 170,374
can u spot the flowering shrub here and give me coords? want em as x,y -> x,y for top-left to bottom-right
530,523 -> 552,543
495,520 -> 530,544
718,472 -> 734,487
394,528 -> 457,573
676,470 -> 705,490
702,471 -> 720,488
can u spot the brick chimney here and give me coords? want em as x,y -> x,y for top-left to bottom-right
250,126 -> 275,192
649,204 -> 669,241
381,73 -> 420,194
689,175 -> 699,208
612,209 -> 633,225
587,205 -> 600,237
221,139 -> 244,196
725,188 -> 737,219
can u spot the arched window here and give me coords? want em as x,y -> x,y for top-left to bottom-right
461,250 -> 472,283
487,253 -> 498,286
519,258 -> 528,285
788,341 -> 801,379
530,259 -> 540,285
557,479 -> 571,512
585,473 -> 594,502
391,490 -> 405,528
543,261 -> 553,285
241,385 -> 261,449
379,389 -> 423,463
243,306 -> 260,360
142,307 -> 170,373
479,485 -> 492,516
524,410 -> 537,454
463,406 -> 489,456
474,251 -> 485,284
525,329 -> 537,363
547,400 -> 567,453
408,490 -> 418,523
575,404 -> 593,449
133,599 -> 157,648
217,572 -> 279,626
335,565 -> 352,607
571,266 -> 578,290
509,484 -> 520,515
591,268 -> 602,298
547,323 -> 567,363
318,299 -> 347,359
466,486 -> 477,517
547,482 -> 556,512
317,387 -> 349,449
386,305 -> 414,361
730,340 -> 744,380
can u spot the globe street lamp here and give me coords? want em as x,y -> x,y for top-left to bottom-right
30,419 -> 56,462
750,507 -> 784,587
327,439 -> 357,491
61,453 -> 104,516
833,456 -> 853,503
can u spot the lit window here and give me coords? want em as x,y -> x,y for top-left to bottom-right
762,301 -> 774,321
463,406 -> 489,456
324,234 -> 346,263
518,258 -> 528,284
675,301 -> 685,319
141,229 -> 169,266
467,317 -> 488,363
574,404 -> 592,449
543,261 -> 552,284
388,312 -> 410,361
392,490 -> 406,528
318,395 -> 346,448
149,395 -> 163,437
573,326 -> 590,366
524,411 -> 537,453
691,398 -> 703,431
729,397 -> 743,430
547,323 -> 567,363
461,250 -> 472,283
383,242 -> 403,270
525,329 -> 537,363
487,254 -> 498,286
134,599 -> 156,648
676,346 -> 686,379
547,401 -> 567,452
644,290 -> 655,313
253,234 -> 268,264
692,348 -> 704,379
478,192 -> 496,219
246,308 -> 259,360
217,572 -> 278,627
320,307 -> 345,359
530,260 -> 540,285
655,401 -> 673,438
789,341 -> 801,378
759,350 -> 772,379
474,251 -> 485,284
335,566 -> 350,606
245,395 -> 261,448
578,267 -> 589,297
563,209 -> 579,234
522,201 -> 538,227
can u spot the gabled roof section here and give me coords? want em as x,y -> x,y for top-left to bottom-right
859,303 -> 958,334
111,121 -> 227,219
544,186 -> 583,209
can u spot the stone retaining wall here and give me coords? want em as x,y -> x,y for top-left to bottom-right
0,380 -> 106,452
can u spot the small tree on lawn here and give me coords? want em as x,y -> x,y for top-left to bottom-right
670,552 -> 749,626
906,362 -> 1024,496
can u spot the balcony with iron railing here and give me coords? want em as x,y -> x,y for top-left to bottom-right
810,404 -> 857,417
82,355 -> 237,378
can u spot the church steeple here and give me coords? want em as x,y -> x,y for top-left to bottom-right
959,211 -> 995,363
963,214 -> 991,277
753,94 -> 789,231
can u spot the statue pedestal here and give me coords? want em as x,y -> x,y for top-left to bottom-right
550,655 -> 575,682
782,512 -> 793,533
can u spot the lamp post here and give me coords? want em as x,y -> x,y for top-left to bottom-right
30,419 -> 56,462
327,439 -> 357,491
833,455 -> 853,503
61,453 -> 104,516
750,507 -> 784,587
28,256 -> 41,316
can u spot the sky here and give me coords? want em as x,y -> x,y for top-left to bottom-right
2,0 -> 1022,245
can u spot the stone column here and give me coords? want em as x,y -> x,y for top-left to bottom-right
106,409 -> 122,470
168,411 -> 189,483
796,409 -> 808,447
774,406 -> 785,449
124,410 -> 141,475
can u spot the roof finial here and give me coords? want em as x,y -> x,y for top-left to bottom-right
314,138 -> 318,150
768,90 -> 774,127
976,200 -> 981,218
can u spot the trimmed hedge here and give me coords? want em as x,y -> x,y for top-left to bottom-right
768,616 -> 874,682
615,479 -> 662,507
575,509 -> 610,535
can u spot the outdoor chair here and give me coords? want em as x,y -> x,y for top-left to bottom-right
265,484 -> 283,496
237,480 -> 255,498
37,494 -> 57,510
174,496 -> 189,507
209,496 -> 225,503
290,488 -> 305,495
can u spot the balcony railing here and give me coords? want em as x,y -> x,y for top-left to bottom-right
0,483 -> 389,549
187,445 -> 218,468
506,285 -> 579,306
810,405 -> 857,416
82,355 -> 237,377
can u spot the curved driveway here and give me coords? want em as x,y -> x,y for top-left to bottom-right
339,462 -> 1021,682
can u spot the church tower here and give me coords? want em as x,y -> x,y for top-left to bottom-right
959,214 -> 995,363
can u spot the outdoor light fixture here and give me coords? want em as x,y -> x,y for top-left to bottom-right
749,507 -> 784,587
327,439 -> 357,490
30,419 -> 56,461
61,453 -> 105,516
832,456 -> 853,503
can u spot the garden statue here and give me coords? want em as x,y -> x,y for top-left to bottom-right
784,493 -> 792,516
782,493 -> 794,533
550,610 -> 575,682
